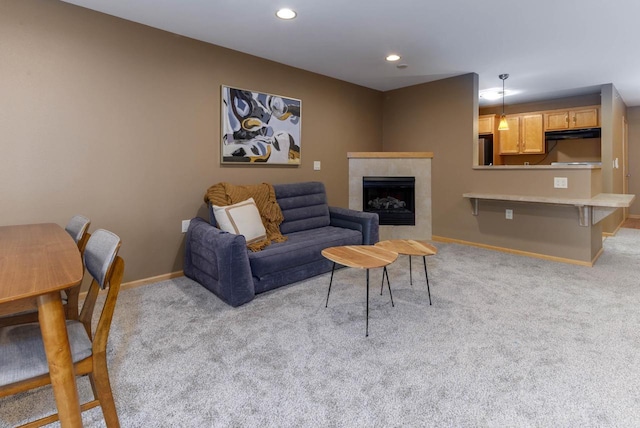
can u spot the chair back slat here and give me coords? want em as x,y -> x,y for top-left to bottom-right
92,256 -> 124,353
79,278 -> 101,338
66,215 -> 91,320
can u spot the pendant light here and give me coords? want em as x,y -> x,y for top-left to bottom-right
497,74 -> 509,131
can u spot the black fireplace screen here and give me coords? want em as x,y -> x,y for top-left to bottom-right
362,176 -> 415,226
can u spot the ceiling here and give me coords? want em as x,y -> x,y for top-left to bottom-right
61,0 -> 640,107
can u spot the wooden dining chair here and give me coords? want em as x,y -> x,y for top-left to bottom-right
0,229 -> 124,428
65,214 -> 91,249
64,215 -> 91,319
0,215 -> 91,328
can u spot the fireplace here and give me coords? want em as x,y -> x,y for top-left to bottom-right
362,176 -> 415,226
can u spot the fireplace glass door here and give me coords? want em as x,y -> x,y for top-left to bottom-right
362,176 -> 415,226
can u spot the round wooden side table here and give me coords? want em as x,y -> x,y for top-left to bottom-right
375,239 -> 437,305
321,245 -> 398,337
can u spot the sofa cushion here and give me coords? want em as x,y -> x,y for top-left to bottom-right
274,182 -> 330,234
212,198 -> 267,245
248,226 -> 362,279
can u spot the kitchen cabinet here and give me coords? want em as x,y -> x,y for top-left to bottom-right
498,116 -> 520,154
478,114 -> 496,135
544,107 -> 599,131
498,113 -> 544,155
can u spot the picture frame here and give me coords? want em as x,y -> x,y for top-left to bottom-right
221,85 -> 301,165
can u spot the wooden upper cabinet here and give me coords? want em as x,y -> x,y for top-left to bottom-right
488,105 -> 598,158
521,113 -> 544,154
544,106 -> 599,131
545,111 -> 570,130
498,113 -> 544,155
572,108 -> 599,128
498,116 -> 521,154
478,115 -> 495,134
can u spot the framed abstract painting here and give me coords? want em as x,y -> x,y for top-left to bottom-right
221,85 -> 301,165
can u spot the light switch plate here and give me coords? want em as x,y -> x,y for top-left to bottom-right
181,220 -> 190,233
313,161 -> 321,171
505,209 -> 513,220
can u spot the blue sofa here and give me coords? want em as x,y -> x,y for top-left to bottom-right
184,182 -> 379,307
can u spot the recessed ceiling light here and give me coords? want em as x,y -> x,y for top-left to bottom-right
276,8 -> 297,20
386,54 -> 401,62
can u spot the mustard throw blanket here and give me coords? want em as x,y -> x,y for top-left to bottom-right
204,182 -> 287,251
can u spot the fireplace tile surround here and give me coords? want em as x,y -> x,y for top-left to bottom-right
348,152 -> 433,241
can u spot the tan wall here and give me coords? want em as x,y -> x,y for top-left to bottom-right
468,168 -> 601,198
382,73 -> 478,239
0,0 -> 383,282
383,74 -> 600,263
554,139 -> 601,163
600,84 -> 627,232
628,106 -> 640,215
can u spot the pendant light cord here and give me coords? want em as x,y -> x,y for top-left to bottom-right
499,73 -> 509,117
502,78 -> 505,116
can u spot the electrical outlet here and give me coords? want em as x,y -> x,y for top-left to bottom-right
181,219 -> 190,233
554,177 -> 568,189
313,161 -> 321,171
505,209 -> 513,220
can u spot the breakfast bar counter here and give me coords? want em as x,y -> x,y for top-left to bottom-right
455,162 -> 634,266
463,192 -> 635,226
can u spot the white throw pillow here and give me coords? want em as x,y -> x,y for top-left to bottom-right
212,198 -> 267,244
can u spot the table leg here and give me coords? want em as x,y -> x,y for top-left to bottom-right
366,269 -> 369,337
325,262 -> 336,308
409,255 -> 412,285
384,267 -> 394,307
422,256 -> 432,305
37,292 -> 83,428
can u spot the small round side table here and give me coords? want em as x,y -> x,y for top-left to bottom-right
321,245 -> 397,337
375,239 -> 437,305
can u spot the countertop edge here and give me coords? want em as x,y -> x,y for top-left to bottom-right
462,192 -> 635,208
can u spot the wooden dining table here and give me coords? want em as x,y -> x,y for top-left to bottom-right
0,223 -> 85,427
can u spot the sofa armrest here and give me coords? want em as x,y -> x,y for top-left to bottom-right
329,206 -> 379,245
184,217 -> 255,307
